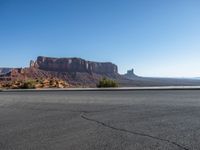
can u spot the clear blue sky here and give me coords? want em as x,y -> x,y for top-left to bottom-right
0,0 -> 200,77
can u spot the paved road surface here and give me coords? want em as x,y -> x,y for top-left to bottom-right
0,90 -> 200,150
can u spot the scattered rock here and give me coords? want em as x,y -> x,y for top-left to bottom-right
0,78 -> 70,89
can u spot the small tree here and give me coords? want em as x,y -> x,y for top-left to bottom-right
97,77 -> 118,88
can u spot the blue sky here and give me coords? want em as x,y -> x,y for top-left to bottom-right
0,0 -> 200,77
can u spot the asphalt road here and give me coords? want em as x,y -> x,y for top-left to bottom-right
0,90 -> 200,150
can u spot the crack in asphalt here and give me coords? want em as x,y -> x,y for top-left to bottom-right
81,113 -> 189,150
0,104 -> 190,150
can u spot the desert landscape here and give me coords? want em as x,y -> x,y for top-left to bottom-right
1,56 -> 200,89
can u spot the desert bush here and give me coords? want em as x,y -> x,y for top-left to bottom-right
21,80 -> 36,89
97,77 -> 118,88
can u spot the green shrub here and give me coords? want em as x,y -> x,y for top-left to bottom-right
21,80 -> 36,89
97,77 -> 118,88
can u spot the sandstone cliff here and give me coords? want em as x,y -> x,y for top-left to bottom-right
123,69 -> 138,79
31,56 -> 118,75
0,56 -> 119,87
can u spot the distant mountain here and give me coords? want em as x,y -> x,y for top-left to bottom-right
1,57 -> 200,87
122,69 -> 200,87
0,68 -> 12,75
0,56 -> 120,87
31,56 -> 118,75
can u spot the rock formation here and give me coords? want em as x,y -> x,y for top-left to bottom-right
0,68 -> 12,75
31,56 -> 118,75
123,68 -> 138,79
0,78 -> 70,89
0,56 -> 120,88
2,56 -> 200,88
127,69 -> 134,75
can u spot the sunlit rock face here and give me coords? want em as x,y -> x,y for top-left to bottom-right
33,56 -> 118,74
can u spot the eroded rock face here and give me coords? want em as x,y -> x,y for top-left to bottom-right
1,56 -> 120,88
0,68 -> 12,75
32,56 -> 118,74
123,68 -> 138,80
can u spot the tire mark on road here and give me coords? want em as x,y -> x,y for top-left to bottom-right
81,113 -> 189,150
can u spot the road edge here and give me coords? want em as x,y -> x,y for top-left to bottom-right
1,86 -> 200,92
